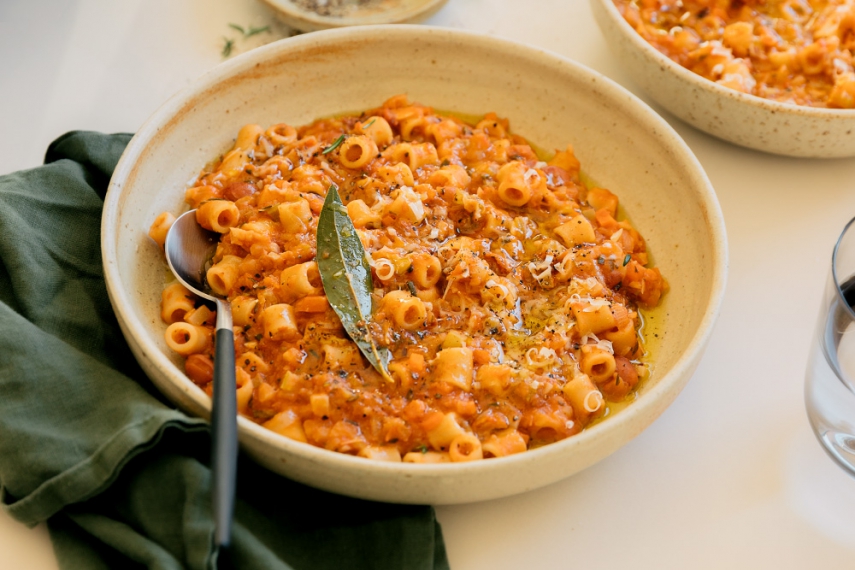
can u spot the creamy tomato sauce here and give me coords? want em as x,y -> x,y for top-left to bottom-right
150,95 -> 667,463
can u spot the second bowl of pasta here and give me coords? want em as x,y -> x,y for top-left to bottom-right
591,0 -> 855,157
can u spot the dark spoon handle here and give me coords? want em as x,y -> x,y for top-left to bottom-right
212,326 -> 237,562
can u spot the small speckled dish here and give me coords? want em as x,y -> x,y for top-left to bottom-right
261,0 -> 448,32
591,0 -> 855,158
102,26 -> 727,505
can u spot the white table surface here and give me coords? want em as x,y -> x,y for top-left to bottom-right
3,0 -> 855,568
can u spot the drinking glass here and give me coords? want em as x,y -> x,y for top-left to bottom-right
806,217 -> 855,477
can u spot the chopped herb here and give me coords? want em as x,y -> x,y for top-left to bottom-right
254,333 -> 263,341
406,389 -> 414,400
597,255 -> 605,265
415,444 -> 429,454
221,37 -> 235,58
623,254 -> 631,266
245,25 -> 270,37
322,134 -> 346,154
435,393 -> 442,399
229,23 -> 270,38
362,118 -> 376,129
407,281 -> 418,296
614,282 -> 622,291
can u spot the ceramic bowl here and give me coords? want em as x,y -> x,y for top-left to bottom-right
102,25 -> 727,504
261,0 -> 448,32
590,0 -> 855,158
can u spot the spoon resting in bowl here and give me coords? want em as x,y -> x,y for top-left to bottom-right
164,210 -> 236,567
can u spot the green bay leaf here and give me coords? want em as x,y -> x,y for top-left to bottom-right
316,186 -> 392,382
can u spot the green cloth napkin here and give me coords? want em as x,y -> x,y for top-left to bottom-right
0,132 -> 449,570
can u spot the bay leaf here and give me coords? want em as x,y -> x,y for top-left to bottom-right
316,186 -> 392,382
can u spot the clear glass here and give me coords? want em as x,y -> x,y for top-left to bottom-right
806,216 -> 855,477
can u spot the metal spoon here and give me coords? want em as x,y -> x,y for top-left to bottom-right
165,210 -> 236,568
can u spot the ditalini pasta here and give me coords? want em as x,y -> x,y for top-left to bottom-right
149,96 -> 667,462
614,0 -> 855,108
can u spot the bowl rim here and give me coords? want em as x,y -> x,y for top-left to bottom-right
102,24 -> 728,480
260,0 -> 448,29
592,0 -> 855,118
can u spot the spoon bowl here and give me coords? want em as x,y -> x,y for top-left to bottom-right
164,210 -> 237,562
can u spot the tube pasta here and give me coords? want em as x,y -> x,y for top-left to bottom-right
184,305 -> 213,327
377,163 -> 415,187
382,290 -> 428,330
164,322 -> 211,356
427,412 -> 467,450
358,446 -> 403,462
261,303 -> 299,341
197,200 -> 240,233
347,199 -> 382,229
449,434 -> 483,462
571,302 -> 617,336
555,214 -> 595,246
152,95 -> 665,463
265,123 -> 297,146
148,211 -> 175,248
562,373 -> 604,422
410,253 -> 442,288
358,116 -> 393,146
482,429 -> 527,458
337,135 -> 379,169
231,295 -> 258,327
496,161 -> 532,207
429,164 -> 471,189
385,142 -> 439,170
579,345 -> 617,384
280,261 -> 323,298
278,199 -> 312,234
432,347 -> 474,391
161,282 -> 196,324
207,255 -> 242,297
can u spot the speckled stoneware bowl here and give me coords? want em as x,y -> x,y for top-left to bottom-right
102,25 -> 727,504
262,0 -> 448,32
591,0 -> 855,158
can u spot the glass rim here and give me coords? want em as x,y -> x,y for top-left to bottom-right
832,215 -> 855,322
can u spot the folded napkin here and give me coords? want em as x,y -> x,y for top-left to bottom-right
0,132 -> 449,570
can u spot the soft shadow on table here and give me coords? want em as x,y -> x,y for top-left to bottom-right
785,424 -> 855,550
